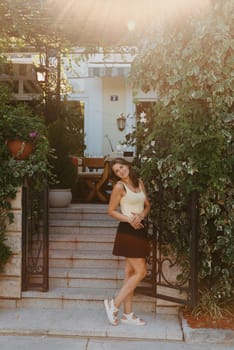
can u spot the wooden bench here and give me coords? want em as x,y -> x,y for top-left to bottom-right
78,157 -> 108,202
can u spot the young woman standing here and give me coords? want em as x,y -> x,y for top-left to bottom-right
104,158 -> 150,326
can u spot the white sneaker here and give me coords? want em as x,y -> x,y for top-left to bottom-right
104,299 -> 119,326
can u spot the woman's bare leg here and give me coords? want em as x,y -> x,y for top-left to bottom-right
114,258 -> 147,309
122,260 -> 134,314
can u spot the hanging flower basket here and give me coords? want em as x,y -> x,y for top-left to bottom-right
6,140 -> 33,160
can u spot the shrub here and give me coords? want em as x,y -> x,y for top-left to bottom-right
128,0 -> 234,313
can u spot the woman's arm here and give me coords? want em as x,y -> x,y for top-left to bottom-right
131,179 -> 151,225
140,179 -> 151,219
108,182 -> 129,222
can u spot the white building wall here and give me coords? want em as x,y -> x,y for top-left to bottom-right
84,78 -> 103,156
103,77 -> 127,155
65,53 -> 157,157
68,75 -> 133,157
67,77 -> 103,156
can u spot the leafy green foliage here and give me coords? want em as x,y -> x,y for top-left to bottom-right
0,0 -> 69,51
0,80 -> 52,271
48,100 -> 85,189
128,0 -> 234,311
0,229 -> 12,272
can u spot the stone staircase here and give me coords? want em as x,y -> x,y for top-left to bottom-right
0,203 -> 184,343
20,203 -> 157,312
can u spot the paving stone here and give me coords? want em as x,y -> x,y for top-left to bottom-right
0,307 -> 183,341
0,336 -> 233,350
0,335 -> 87,350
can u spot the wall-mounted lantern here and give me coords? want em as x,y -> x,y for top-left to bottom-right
34,65 -> 50,83
116,113 -> 127,131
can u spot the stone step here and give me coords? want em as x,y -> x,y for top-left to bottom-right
49,222 -> 117,235
49,267 -> 124,279
49,211 -> 114,221
48,267 -> 153,289
49,256 -> 124,269
49,232 -> 116,251
0,305 -> 183,341
46,204 -> 167,317
0,286 -> 179,314
49,250 -> 124,269
49,228 -> 117,250
49,219 -> 118,228
50,240 -> 113,251
19,287 -> 157,312
49,204 -> 114,221
49,267 -> 123,289
49,232 -> 116,243
49,249 -> 117,260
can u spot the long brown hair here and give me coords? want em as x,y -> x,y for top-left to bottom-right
109,158 -> 139,188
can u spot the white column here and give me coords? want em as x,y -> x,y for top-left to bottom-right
84,78 -> 103,156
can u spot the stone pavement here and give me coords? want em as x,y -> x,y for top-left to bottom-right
0,307 -> 182,341
0,306 -> 233,350
0,336 -> 233,350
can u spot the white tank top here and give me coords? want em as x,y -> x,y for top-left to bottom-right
119,182 -> 146,217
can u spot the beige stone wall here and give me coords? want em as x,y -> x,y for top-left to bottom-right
0,189 -> 22,299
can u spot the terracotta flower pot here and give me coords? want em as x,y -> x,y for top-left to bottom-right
7,140 -> 33,160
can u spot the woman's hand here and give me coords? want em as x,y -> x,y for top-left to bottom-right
128,213 -> 144,229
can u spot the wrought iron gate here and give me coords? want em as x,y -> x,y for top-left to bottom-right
22,176 -> 49,292
137,191 -> 199,307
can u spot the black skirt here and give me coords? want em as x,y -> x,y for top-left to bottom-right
112,221 -> 150,258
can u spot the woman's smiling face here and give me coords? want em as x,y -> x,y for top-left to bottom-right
112,163 -> 130,179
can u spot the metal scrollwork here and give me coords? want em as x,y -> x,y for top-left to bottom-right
137,191 -> 199,307
22,176 -> 48,291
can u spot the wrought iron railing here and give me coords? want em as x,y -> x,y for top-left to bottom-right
137,191 -> 199,307
22,176 -> 49,292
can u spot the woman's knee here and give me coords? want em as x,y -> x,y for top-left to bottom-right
124,261 -> 134,279
139,265 -> 147,280
128,258 -> 147,280
135,264 -> 147,281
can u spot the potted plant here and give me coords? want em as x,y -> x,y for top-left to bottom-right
0,87 -> 52,272
0,104 -> 49,161
47,102 -> 85,207
48,119 -> 76,207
